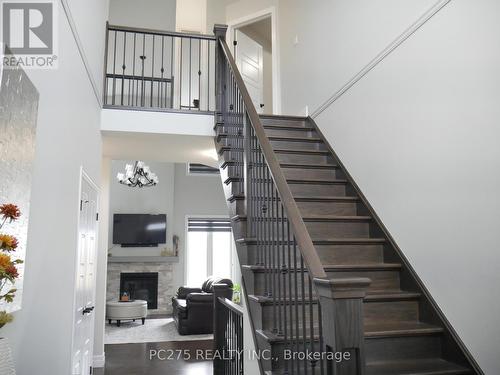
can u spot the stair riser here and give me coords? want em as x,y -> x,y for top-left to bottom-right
222,179 -> 243,197
314,244 -> 385,265
365,335 -> 442,363
276,153 -> 333,165
264,128 -> 317,138
246,269 -> 314,298
305,221 -> 370,238
326,270 -> 401,292
230,219 -> 247,239
251,299 -> 320,334
364,300 -> 419,325
260,118 -> 307,128
283,168 -> 341,180
270,139 -> 327,152
227,198 -> 245,217
290,183 -> 346,196
246,268 -> 400,296
297,201 -> 358,216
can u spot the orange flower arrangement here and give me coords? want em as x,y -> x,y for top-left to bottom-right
0,202 -> 23,327
0,204 -> 20,222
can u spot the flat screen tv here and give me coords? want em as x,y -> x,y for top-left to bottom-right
113,214 -> 166,247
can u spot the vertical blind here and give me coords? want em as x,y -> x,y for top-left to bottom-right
187,218 -> 231,232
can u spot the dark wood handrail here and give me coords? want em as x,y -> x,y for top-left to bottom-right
108,23 -> 217,41
217,297 -> 244,316
218,38 -> 327,280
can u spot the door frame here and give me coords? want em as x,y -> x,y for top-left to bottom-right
183,214 -> 232,285
227,6 -> 281,115
70,167 -> 100,375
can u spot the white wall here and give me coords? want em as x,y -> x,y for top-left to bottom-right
93,158 -> 111,368
109,0 -> 176,31
108,161 -> 175,256
0,2 -> 106,374
176,0 -> 207,33
273,0 -> 500,373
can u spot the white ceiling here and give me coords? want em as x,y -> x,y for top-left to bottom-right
102,131 -> 219,167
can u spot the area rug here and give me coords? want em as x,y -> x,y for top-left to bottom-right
104,317 -> 213,344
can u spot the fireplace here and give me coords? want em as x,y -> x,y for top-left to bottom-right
120,272 -> 159,309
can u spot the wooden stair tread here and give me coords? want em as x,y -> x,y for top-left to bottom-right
366,358 -> 471,375
248,291 -> 420,304
280,162 -> 338,169
242,263 -> 401,272
273,148 -> 330,155
364,321 -> 444,338
217,134 -> 322,143
258,322 -> 443,343
293,195 -> 360,202
236,236 -> 386,245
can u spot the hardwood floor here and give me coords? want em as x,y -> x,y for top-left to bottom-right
94,340 -> 213,375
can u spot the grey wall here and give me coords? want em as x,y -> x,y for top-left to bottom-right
172,163 -> 229,288
108,161 -> 175,256
109,0 -> 176,31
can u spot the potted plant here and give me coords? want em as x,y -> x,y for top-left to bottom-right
232,283 -> 241,305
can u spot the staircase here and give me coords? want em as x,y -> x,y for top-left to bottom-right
212,25 -> 481,375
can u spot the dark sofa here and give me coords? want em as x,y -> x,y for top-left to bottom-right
172,276 -> 233,335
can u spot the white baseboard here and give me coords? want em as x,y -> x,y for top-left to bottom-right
93,353 -> 105,368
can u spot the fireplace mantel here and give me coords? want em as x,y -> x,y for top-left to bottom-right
108,256 -> 179,263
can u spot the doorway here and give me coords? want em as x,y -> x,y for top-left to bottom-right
71,169 -> 99,375
228,8 -> 281,115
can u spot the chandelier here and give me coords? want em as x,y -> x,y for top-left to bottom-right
117,161 -> 159,187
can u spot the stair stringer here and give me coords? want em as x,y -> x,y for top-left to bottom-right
215,137 -> 269,374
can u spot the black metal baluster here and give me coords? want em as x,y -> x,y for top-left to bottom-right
271,183 -> 278,334
132,33 -> 136,106
170,36 -> 174,108
141,33 -> 146,107
150,35 -> 155,107
301,255 -> 308,375
121,31 -> 126,106
293,237 -> 300,373
309,279 -> 316,372
198,39 -> 201,111
281,207 -> 292,374
318,302 -> 325,375
189,38 -> 192,110
159,35 -> 164,108
287,215 -> 295,375
179,38 -> 183,109
208,40 -> 211,111
112,30 -> 117,105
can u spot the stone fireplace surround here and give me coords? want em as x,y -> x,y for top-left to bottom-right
107,261 -> 175,315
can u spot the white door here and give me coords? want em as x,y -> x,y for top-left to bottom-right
72,173 -> 99,375
235,30 -> 264,113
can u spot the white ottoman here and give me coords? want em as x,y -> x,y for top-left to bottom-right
106,300 -> 148,326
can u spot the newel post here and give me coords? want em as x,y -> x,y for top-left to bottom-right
213,24 -> 228,117
313,278 -> 371,375
213,283 -> 231,375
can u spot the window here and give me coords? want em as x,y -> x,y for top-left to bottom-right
186,218 -> 233,286
187,163 -> 220,175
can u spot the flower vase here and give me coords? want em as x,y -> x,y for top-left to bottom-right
0,337 -> 15,374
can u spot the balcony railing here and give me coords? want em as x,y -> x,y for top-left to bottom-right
213,284 -> 244,375
103,23 -> 216,113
